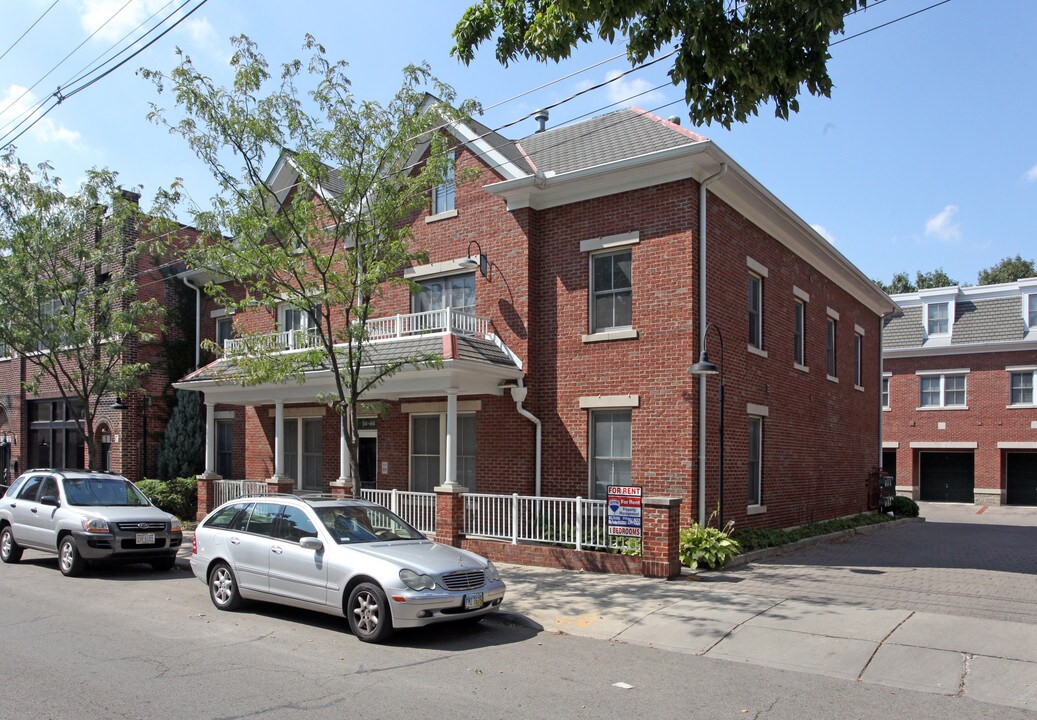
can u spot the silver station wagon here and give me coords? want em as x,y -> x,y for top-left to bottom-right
191,494 -> 506,643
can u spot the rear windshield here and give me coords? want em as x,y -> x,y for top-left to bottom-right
315,505 -> 425,544
63,477 -> 151,507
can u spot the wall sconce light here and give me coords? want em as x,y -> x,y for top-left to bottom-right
457,240 -> 488,278
111,397 -> 128,411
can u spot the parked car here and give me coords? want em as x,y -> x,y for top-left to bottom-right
191,495 -> 506,643
0,469 -> 183,575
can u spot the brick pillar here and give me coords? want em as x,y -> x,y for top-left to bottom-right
267,476 -> 295,495
434,484 -> 468,547
195,472 -> 220,521
641,496 -> 683,579
329,480 -> 352,499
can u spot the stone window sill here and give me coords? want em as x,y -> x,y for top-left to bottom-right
582,329 -> 638,343
425,209 -> 458,224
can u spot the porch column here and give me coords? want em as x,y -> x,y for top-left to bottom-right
203,401 -> 217,476
273,400 -> 286,479
444,389 -> 458,487
330,413 -> 353,498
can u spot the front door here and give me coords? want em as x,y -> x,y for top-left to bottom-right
359,437 -> 377,489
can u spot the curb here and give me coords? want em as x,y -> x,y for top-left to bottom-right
685,516 -> 925,574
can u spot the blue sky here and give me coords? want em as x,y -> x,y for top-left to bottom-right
1,0 -> 1034,286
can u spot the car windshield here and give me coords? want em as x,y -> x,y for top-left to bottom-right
315,505 -> 425,544
63,477 -> 150,507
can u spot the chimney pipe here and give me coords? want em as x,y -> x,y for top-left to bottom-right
667,115 -> 681,126
534,109 -> 549,133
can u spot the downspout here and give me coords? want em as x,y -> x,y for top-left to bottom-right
181,275 -> 202,370
697,162 -> 727,526
511,380 -> 542,497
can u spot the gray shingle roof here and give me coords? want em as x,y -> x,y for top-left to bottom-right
466,115 -> 533,176
517,108 -> 704,175
883,297 -> 1027,348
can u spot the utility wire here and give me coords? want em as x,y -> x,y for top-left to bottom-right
0,0 -> 60,65
832,0 -> 951,45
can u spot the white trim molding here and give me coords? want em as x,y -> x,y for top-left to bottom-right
826,306 -> 840,321
854,323 -> 866,336
746,256 -> 769,278
579,394 -> 640,409
213,411 -> 235,421
882,441 -> 900,449
402,400 -> 482,414
909,441 -> 978,449
425,208 -> 459,224
997,442 -> 1037,450
267,406 -> 328,419
916,368 -> 971,376
405,258 -> 472,280
579,230 -> 640,253
582,329 -> 639,343
792,285 -> 810,302
746,403 -> 769,417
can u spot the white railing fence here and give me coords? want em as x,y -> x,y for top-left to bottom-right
224,328 -> 321,357
361,488 -> 437,534
366,309 -> 489,340
463,493 -> 628,551
212,480 -> 271,507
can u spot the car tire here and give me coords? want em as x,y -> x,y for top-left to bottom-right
151,555 -> 177,572
58,536 -> 85,577
208,562 -> 243,611
347,582 -> 393,643
0,526 -> 22,563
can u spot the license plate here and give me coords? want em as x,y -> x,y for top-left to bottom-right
464,592 -> 484,610
136,533 -> 155,545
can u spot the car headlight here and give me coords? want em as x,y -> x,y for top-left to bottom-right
399,568 -> 436,591
484,561 -> 500,583
169,516 -> 182,532
82,517 -> 109,533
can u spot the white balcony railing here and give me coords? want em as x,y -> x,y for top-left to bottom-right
360,488 -> 436,534
223,309 -> 489,358
212,479 -> 271,507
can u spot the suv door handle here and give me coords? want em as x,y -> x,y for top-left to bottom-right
30,508 -> 37,514
229,537 -> 240,545
271,546 -> 283,555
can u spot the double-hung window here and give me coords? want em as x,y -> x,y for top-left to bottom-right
853,333 -> 863,388
881,376 -> 891,410
432,156 -> 455,215
919,372 -> 967,408
591,250 -> 632,333
927,301 -> 949,335
793,299 -> 806,367
412,273 -> 476,316
1028,294 -> 1037,330
409,413 -> 477,492
748,273 -> 763,350
826,317 -> 837,378
748,416 -> 763,506
1009,369 -> 1035,406
590,410 -> 631,500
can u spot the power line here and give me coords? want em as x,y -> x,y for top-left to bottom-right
832,0 -> 952,45
0,0 -> 60,65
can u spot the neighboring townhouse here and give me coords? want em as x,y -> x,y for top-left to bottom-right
176,105 -> 896,530
0,192 -> 195,484
882,279 -> 1037,506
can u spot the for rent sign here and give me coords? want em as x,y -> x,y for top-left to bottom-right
606,485 -> 643,537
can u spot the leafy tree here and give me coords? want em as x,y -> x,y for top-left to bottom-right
145,36 -> 470,495
915,268 -> 957,290
157,389 -> 204,480
0,151 -> 163,470
875,271 -> 915,295
977,255 -> 1036,285
452,0 -> 866,128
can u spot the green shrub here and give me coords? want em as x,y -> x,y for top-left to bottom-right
137,476 -> 197,519
733,513 -> 894,552
889,496 -> 919,518
678,521 -> 741,570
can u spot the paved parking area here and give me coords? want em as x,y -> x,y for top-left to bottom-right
707,502 -> 1037,624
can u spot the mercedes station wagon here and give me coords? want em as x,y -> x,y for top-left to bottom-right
191,495 -> 506,643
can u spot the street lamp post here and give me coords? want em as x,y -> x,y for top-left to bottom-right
689,323 -> 725,529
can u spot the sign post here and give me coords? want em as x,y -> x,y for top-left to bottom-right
606,485 -> 643,538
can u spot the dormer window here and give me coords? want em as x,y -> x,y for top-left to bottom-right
1028,294 -> 1036,330
432,156 -> 455,215
927,301 -> 949,335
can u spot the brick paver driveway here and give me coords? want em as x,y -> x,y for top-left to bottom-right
709,503 -> 1037,624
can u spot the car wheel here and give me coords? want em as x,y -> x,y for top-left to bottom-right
208,562 -> 243,611
0,526 -> 22,563
347,582 -> 393,643
58,536 -> 85,577
151,555 -> 177,572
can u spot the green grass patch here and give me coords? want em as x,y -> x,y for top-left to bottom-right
732,513 -> 895,553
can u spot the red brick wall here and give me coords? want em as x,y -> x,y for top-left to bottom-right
883,348 -> 1037,503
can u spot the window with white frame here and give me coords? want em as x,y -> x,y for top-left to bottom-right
38,298 -> 63,351
216,419 -> 234,478
590,409 -> 631,500
279,304 -> 311,333
748,416 -> 763,506
1010,370 -> 1035,405
881,376 -> 890,409
216,317 -> 234,348
793,299 -> 806,366
854,333 -> 863,387
927,301 -> 950,335
431,155 -> 455,215
409,413 -> 476,492
748,273 -> 763,349
919,373 -> 966,408
826,317 -> 837,378
412,272 -> 475,315
591,250 -> 632,333
1029,294 -> 1037,329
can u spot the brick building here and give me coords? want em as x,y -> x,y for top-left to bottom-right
175,106 -> 896,529
882,279 -> 1037,505
0,192 -> 195,484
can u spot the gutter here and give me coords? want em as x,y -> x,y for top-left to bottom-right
511,381 -> 542,497
181,275 -> 202,370
697,162 -> 727,526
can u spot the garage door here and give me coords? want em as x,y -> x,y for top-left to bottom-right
1006,452 -> 1037,506
919,451 -> 974,503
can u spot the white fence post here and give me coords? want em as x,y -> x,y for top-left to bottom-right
391,488 -> 398,515
511,493 -> 519,545
575,496 -> 583,552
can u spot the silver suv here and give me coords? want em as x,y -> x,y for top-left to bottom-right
0,470 -> 183,575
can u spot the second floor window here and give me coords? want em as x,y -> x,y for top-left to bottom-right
881,377 -> 890,409
1010,371 -> 1034,405
748,273 -> 763,349
793,300 -> 805,366
413,273 -> 475,315
927,302 -> 949,335
854,334 -> 863,387
826,318 -> 837,378
216,317 -> 234,348
919,373 -> 966,408
432,157 -> 455,215
591,250 -> 632,333
280,306 -> 311,333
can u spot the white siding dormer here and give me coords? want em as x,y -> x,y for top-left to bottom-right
918,287 -> 958,345
1019,278 -> 1037,337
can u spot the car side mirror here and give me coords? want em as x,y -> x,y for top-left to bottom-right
39,495 -> 60,507
299,536 -> 323,552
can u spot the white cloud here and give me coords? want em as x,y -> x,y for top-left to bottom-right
924,204 -> 962,242
811,224 -> 836,245
603,70 -> 665,107
1026,162 -> 1037,182
183,16 -> 219,53
78,0 -> 163,43
0,84 -> 82,149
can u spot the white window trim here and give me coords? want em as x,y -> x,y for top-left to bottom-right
746,403 -> 769,417
214,410 -> 235,421
881,372 -> 892,410
579,230 -> 639,254
266,406 -> 327,419
916,371 -> 968,410
425,208 -> 459,224
923,300 -> 952,339
409,411 -> 477,491
1006,366 -> 1037,408
853,332 -> 864,391
792,285 -> 810,302
1025,292 -> 1037,331
826,306 -> 840,321
793,297 -> 806,370
746,256 -> 769,278
405,259 -> 472,280
588,247 -> 634,336
587,407 -> 634,500
579,395 -> 639,409
826,316 -> 837,382
748,271 -> 764,352
402,400 -> 482,414
747,414 -> 764,510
